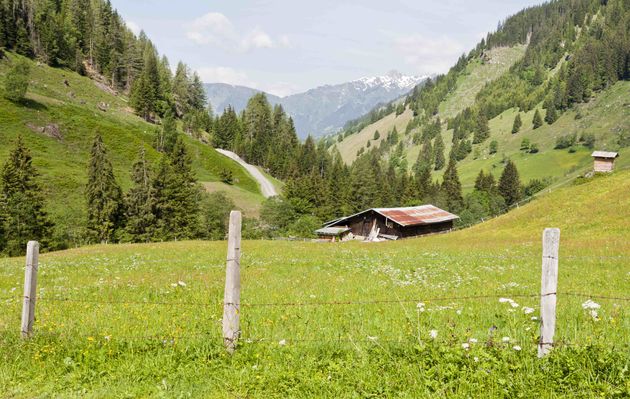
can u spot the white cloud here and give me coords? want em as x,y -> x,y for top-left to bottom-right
394,34 -> 465,75
186,12 -> 291,52
126,20 -> 141,36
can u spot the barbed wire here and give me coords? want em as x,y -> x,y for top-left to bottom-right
36,296 -> 220,307
2,291 -> 630,308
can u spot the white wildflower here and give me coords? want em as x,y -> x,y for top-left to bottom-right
499,298 -> 511,303
531,316 -> 538,321
278,339 -> 286,346
177,281 -> 186,287
417,302 -> 426,312
456,309 -> 462,315
469,338 -> 478,344
170,283 -> 177,288
462,343 -> 470,350
367,336 -> 378,341
510,301 -> 519,308
502,336 -> 510,343
581,300 -> 600,310
429,329 -> 438,340
523,307 -> 535,314
513,345 -> 522,351
589,309 -> 599,320
474,356 -> 479,362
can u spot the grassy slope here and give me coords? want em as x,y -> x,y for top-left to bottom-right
335,45 -> 526,166
336,43 -> 629,192
438,45 -> 527,120
438,81 -> 630,188
334,107 -> 414,164
0,53 -> 264,234
0,170 -> 628,397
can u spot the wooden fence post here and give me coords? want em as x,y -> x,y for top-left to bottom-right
21,241 -> 39,339
538,228 -> 559,358
223,211 -> 242,353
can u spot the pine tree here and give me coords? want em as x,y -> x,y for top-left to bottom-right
85,134 -> 123,243
511,114 -> 522,134
532,109 -> 543,129
0,137 -> 53,255
441,158 -> 464,213
473,111 -> 490,143
152,138 -> 201,240
3,58 -> 30,102
433,134 -> 446,170
122,148 -> 155,242
544,98 -> 557,124
498,160 -> 522,206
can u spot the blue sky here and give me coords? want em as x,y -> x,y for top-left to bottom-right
111,0 -> 543,96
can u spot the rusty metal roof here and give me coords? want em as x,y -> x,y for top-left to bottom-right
591,151 -> 618,159
374,205 -> 459,226
324,205 -> 458,228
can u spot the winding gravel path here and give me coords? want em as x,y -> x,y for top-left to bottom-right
215,149 -> 279,198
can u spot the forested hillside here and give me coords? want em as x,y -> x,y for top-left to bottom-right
0,53 -> 265,255
312,0 -> 630,230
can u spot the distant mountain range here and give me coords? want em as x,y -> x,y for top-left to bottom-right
205,71 -> 427,138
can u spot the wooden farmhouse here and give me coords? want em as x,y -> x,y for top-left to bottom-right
591,151 -> 619,172
323,205 -> 458,240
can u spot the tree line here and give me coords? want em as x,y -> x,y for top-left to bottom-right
0,130 -> 238,256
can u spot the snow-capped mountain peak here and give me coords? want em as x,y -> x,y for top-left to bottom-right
355,70 -> 427,91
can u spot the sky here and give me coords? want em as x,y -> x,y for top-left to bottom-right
111,0 -> 544,97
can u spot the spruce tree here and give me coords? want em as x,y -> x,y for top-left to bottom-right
0,136 -> 53,255
511,114 -> 522,134
85,134 -> 123,243
441,158 -> 464,213
532,109 -> 543,129
152,138 -> 201,240
433,134 -> 446,170
544,98 -> 557,124
473,111 -> 490,143
498,160 -> 522,206
122,148 -> 155,242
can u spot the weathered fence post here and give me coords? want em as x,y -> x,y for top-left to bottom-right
223,211 -> 242,353
538,228 -> 560,358
21,241 -> 39,338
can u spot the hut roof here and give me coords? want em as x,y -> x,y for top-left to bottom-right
591,151 -> 618,159
326,205 -> 458,228
315,227 -> 351,236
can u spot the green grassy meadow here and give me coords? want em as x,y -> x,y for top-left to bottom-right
0,53 -> 265,239
0,170 -> 628,397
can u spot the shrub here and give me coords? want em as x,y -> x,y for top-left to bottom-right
3,58 -> 30,102
555,133 -> 577,149
219,169 -> 234,184
579,133 -> 595,149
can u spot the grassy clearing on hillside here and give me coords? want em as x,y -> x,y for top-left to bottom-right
335,108 -> 414,164
439,45 -> 527,120
0,171 -> 628,397
0,54 -> 262,238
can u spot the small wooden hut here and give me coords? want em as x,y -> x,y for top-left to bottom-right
323,205 -> 458,240
591,151 -> 619,173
